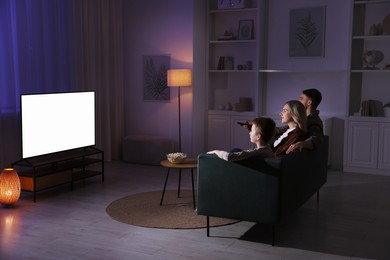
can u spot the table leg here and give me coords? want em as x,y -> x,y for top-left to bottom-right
160,167 -> 171,206
191,168 -> 196,210
178,168 -> 182,198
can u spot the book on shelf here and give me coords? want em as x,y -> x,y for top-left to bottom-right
225,56 -> 234,70
217,56 -> 225,70
217,56 -> 234,70
361,100 -> 385,117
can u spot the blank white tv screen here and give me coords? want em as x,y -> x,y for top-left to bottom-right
21,91 -> 96,159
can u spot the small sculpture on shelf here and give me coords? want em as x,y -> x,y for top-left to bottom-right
368,23 -> 384,35
362,50 -> 384,69
217,30 -> 236,41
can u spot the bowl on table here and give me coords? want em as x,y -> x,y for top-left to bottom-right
166,152 -> 187,164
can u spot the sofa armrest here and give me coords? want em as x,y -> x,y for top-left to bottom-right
196,154 -> 281,224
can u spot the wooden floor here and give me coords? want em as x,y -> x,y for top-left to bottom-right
1,161 -> 390,260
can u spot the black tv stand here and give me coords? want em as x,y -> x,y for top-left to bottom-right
12,147 -> 104,202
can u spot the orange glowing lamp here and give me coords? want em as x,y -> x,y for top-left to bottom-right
0,168 -> 21,206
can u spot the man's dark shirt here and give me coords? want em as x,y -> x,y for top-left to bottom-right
306,110 -> 324,149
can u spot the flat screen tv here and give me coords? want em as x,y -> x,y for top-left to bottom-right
21,91 -> 95,159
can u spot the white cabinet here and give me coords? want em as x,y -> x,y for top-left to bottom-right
378,122 -> 390,169
344,117 -> 390,175
345,120 -> 378,168
208,112 -> 254,151
208,114 -> 230,151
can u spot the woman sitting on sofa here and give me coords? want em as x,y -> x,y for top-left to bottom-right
273,100 -> 307,157
207,117 -> 276,161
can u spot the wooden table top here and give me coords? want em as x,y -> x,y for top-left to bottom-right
160,158 -> 197,168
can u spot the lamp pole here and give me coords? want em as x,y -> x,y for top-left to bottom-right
167,69 -> 191,153
178,86 -> 182,152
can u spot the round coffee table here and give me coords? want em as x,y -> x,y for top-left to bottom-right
160,158 -> 197,209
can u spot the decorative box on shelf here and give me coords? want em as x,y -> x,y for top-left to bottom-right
218,0 -> 246,10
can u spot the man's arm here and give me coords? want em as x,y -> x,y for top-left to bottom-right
286,123 -> 323,153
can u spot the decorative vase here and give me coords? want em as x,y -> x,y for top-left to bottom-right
362,50 -> 384,69
0,168 -> 21,207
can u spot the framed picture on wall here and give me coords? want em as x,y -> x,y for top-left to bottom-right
238,19 -> 254,40
143,55 -> 170,102
289,6 -> 326,57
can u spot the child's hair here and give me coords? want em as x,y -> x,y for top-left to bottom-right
251,117 -> 276,143
285,100 -> 307,131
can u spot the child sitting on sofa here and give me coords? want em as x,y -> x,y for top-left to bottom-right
207,117 -> 276,161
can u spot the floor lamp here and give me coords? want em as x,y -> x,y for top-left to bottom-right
167,69 -> 192,152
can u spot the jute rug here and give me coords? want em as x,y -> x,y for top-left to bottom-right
106,190 -> 238,229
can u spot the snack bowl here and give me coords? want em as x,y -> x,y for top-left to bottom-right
166,152 -> 187,164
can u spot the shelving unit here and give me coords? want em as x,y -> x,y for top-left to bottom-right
206,0 -> 266,150
344,0 -> 390,175
12,147 -> 104,202
349,0 -> 390,115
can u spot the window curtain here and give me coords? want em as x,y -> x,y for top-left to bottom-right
0,0 -> 75,167
0,0 -> 124,167
72,0 -> 124,161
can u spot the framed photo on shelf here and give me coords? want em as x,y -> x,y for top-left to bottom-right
238,19 -> 253,40
289,6 -> 326,57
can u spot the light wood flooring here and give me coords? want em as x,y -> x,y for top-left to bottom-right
1,161 -> 390,260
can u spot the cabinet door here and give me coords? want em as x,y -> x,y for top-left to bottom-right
230,116 -> 252,150
346,121 -> 378,168
378,123 -> 390,169
207,115 -> 231,151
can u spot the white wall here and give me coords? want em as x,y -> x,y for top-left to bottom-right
123,0 -> 194,155
265,0 -> 352,117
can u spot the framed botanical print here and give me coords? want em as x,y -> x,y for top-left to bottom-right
143,55 -> 170,102
289,7 -> 326,57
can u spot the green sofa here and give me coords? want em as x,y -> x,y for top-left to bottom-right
196,136 -> 329,245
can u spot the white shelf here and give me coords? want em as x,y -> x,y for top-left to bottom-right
209,8 -> 257,13
352,35 -> 390,40
209,70 -> 257,73
209,40 -> 257,44
348,115 -> 390,122
259,69 -> 348,73
208,110 -> 255,116
354,0 -> 390,5
351,69 -> 390,72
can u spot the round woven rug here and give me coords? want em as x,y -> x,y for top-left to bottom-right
106,190 -> 238,229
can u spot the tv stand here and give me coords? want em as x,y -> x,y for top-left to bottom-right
12,147 -> 104,202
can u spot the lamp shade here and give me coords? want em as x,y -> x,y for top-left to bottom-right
167,69 -> 192,87
0,168 -> 21,206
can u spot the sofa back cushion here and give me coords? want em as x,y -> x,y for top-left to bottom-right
235,156 -> 281,176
